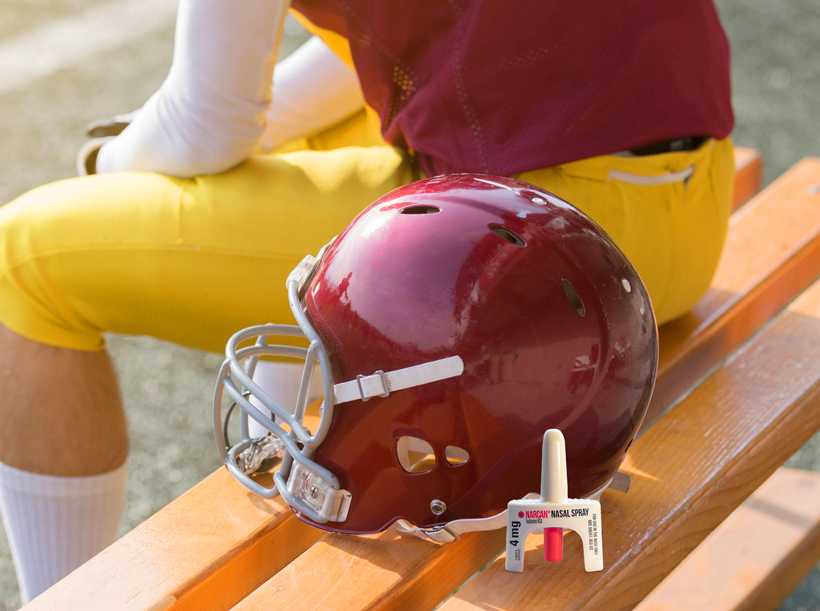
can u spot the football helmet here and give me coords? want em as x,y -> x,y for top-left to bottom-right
213,174 -> 657,541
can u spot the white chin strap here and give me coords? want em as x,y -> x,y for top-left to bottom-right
395,494 -> 540,543
394,472 -> 630,543
334,356 -> 464,404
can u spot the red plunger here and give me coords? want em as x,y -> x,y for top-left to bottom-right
545,527 -> 563,561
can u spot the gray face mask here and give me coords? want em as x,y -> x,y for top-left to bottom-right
212,238 -> 353,524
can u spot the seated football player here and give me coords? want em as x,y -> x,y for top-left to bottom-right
0,0 -> 733,602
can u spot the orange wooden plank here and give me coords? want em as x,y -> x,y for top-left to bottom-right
20,149 -> 772,611
636,467 -> 820,611
435,276 -> 820,611
733,147 -> 763,211
646,157 -> 820,429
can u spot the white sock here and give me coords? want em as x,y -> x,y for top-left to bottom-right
0,460 -> 127,603
249,360 -> 323,438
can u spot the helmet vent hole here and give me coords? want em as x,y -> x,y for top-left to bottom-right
397,436 -> 436,473
400,205 -> 440,215
489,224 -> 526,247
445,445 -> 470,467
562,280 -> 586,317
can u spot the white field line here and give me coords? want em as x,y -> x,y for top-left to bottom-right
0,0 -> 178,95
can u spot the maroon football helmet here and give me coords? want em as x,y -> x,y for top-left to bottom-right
214,174 -> 657,541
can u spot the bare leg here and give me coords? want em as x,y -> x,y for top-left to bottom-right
0,324 -> 127,476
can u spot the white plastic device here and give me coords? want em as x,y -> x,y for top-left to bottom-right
505,429 -> 603,573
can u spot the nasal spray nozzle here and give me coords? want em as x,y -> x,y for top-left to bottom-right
505,429 -> 603,573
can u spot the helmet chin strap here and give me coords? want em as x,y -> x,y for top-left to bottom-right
333,355 -> 465,404
394,494 -> 541,543
393,477 -> 617,543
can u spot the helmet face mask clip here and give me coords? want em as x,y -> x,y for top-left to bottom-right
214,174 -> 658,539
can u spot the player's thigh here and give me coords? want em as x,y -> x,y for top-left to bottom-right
0,145 -> 413,353
519,138 -> 734,324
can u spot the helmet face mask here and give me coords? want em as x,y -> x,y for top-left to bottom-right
214,174 -> 658,538
213,248 -> 354,524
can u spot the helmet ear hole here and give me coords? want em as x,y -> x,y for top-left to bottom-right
562,279 -> 586,316
444,445 -> 470,466
397,436 -> 436,473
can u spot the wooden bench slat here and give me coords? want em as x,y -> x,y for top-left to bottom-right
733,147 -> 763,211
22,469 -> 324,611
636,467 -> 820,611
234,522 -> 505,611
646,157 -> 820,428
435,278 -> 820,611
19,149 -> 770,611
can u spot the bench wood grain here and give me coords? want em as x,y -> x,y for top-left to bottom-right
636,467 -> 820,611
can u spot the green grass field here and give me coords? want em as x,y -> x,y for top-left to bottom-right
0,1 -> 818,608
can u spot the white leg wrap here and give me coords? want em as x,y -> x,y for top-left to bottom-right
0,461 -> 127,603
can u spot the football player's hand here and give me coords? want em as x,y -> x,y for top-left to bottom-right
76,111 -> 137,176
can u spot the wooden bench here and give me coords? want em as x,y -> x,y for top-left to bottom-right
22,149 -> 820,611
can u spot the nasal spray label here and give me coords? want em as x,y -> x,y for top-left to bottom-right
504,429 -> 603,573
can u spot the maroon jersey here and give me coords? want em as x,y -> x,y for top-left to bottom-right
292,0 -> 734,177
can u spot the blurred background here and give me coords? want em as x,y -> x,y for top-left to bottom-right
0,0 -> 818,608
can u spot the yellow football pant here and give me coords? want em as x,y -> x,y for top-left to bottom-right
0,109 -> 733,353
